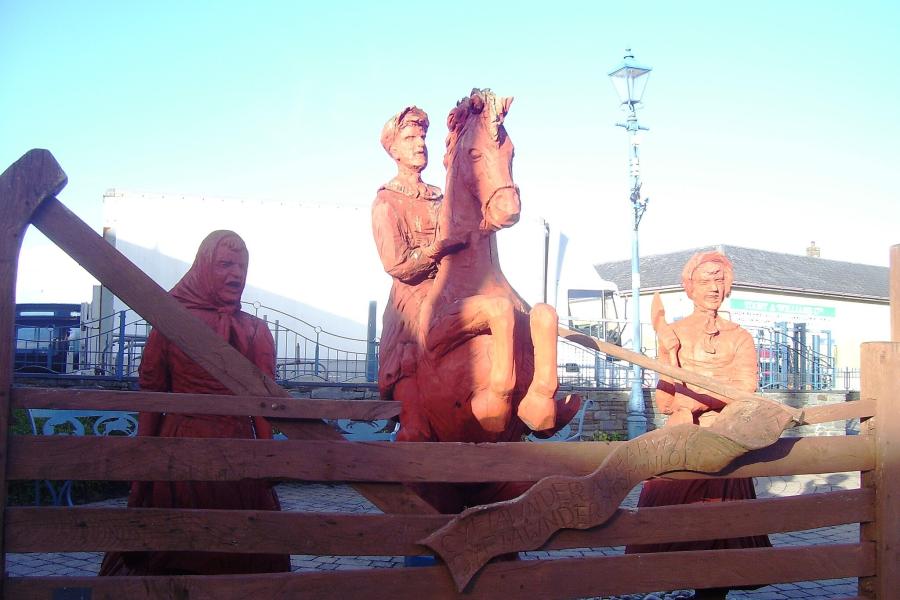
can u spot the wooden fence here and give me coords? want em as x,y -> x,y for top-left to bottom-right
2,149 -> 898,599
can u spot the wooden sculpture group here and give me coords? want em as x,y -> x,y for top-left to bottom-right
4,88 -> 807,596
371,89 -> 801,593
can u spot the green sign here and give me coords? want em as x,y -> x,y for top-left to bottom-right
729,298 -> 835,318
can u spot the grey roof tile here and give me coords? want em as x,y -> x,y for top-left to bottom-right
595,244 -> 889,300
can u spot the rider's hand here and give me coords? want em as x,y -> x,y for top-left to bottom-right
426,236 -> 467,260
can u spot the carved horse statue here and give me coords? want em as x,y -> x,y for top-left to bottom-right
394,89 -> 580,512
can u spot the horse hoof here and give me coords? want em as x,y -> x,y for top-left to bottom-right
517,392 -> 556,432
471,391 -> 512,433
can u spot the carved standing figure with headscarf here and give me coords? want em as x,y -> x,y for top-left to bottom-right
99,230 -> 290,576
625,250 -> 769,599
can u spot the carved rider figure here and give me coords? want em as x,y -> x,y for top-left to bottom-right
371,107 -> 458,401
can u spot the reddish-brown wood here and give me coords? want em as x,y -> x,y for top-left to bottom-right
4,543 -> 874,600
426,393 -> 802,589
17,387 -> 867,431
32,198 -> 284,398
0,150 -> 892,599
0,149 -> 69,596
7,435 -> 873,482
858,342 -> 900,599
5,488 -> 872,555
27,191 -> 432,514
12,387 -> 400,420
559,325 -> 802,420
802,399 -> 875,424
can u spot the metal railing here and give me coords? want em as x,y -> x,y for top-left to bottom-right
242,302 -> 376,384
749,322 -> 836,391
13,308 -> 850,391
558,318 -> 843,391
13,303 -> 377,386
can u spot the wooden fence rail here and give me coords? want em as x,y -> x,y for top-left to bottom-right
2,149 -> 897,599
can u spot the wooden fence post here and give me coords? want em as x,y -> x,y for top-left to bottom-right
859,244 -> 900,598
0,150 -> 68,597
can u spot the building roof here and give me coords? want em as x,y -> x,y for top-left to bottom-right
594,244 -> 889,301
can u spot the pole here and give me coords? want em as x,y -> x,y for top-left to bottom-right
625,110 -> 648,439
366,300 -> 377,383
627,224 -> 645,437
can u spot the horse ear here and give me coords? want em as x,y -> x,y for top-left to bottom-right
470,93 -> 484,114
502,96 -> 514,115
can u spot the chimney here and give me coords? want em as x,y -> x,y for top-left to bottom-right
806,241 -> 820,258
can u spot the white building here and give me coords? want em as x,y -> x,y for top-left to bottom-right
595,244 -> 890,374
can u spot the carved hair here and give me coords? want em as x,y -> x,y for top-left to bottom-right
380,106 -> 429,155
681,250 -> 734,298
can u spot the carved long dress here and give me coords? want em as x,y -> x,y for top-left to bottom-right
99,232 -> 290,575
626,312 -> 772,553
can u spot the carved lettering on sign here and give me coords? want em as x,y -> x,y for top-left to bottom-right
422,397 -> 798,591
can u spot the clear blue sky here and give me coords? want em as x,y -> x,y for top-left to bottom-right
3,1 -> 899,302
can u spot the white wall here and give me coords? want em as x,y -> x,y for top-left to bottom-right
103,190 -> 593,341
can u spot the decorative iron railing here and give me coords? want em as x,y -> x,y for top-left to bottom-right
13,307 -> 845,390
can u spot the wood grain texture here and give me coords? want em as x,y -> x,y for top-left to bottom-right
27,195 -> 432,514
0,149 -> 69,595
4,543 -> 874,600
802,399 -> 875,424
31,197 -> 283,399
858,342 -> 900,599
421,395 -> 853,589
559,325 -> 803,421
12,387 -> 400,420
12,387 -> 864,427
5,488 -> 872,554
7,435 -> 873,482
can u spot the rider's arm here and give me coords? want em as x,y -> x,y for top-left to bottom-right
372,198 -> 437,284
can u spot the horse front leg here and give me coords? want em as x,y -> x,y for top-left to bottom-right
424,295 -> 516,433
517,303 -> 582,432
516,303 -> 559,430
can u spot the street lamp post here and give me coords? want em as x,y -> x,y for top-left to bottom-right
609,49 -> 652,439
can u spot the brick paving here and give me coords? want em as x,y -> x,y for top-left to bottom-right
6,473 -> 862,598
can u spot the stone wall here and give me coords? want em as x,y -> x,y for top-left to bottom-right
763,391 -> 856,437
567,389 -> 855,440
295,384 -> 855,439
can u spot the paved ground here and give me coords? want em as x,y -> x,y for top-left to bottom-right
6,473 -> 861,599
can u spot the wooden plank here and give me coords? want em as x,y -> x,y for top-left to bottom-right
7,435 -> 873,482
14,389 -> 867,426
858,342 -> 900,599
5,488 -> 873,555
802,399 -> 875,424
559,325 -> 802,421
28,194 -> 432,515
12,387 -> 400,420
0,149 -> 70,597
31,196 -> 281,399
17,387 -> 863,426
4,543 -> 874,600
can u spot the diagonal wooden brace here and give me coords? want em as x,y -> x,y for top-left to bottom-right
2,149 -> 433,515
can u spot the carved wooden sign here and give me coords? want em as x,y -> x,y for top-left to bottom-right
421,395 -> 801,590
